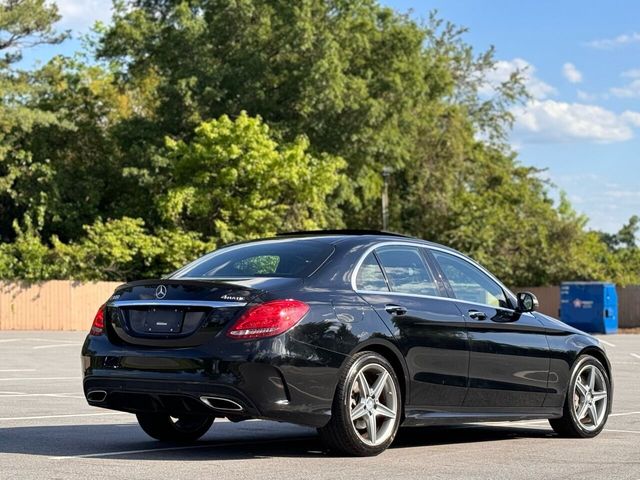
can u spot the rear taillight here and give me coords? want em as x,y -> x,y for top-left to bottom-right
90,304 -> 106,336
226,299 -> 310,340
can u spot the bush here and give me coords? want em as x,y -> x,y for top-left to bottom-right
0,217 -> 215,282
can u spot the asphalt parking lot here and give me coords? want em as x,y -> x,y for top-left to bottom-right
0,331 -> 638,479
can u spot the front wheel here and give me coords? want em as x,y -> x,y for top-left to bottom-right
318,352 -> 402,456
136,413 -> 214,442
549,355 -> 611,438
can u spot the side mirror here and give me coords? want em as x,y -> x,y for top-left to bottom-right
516,291 -> 539,312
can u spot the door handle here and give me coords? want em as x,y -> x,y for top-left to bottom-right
385,304 -> 407,316
468,310 -> 487,320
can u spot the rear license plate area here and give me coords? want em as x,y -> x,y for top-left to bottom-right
128,308 -> 184,334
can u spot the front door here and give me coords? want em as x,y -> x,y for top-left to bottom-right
430,250 -> 550,409
354,245 -> 469,409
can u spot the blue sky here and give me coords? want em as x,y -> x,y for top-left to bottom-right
382,0 -> 640,234
21,1 -> 640,233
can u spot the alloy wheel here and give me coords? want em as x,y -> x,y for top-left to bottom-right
572,364 -> 608,431
349,363 -> 399,446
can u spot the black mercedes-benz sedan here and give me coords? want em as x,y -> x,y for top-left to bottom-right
82,231 -> 612,456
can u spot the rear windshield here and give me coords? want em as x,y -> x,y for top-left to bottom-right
175,239 -> 334,278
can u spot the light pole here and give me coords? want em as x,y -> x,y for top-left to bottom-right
381,166 -> 392,231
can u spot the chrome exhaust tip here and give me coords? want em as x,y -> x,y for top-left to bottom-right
87,390 -> 107,403
200,396 -> 244,412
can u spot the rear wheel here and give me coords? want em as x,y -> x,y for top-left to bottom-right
549,355 -> 611,438
318,352 -> 401,456
136,413 -> 214,442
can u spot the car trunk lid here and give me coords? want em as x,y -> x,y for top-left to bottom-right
105,278 -> 299,347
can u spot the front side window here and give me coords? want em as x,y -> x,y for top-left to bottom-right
432,251 -> 508,308
375,246 -> 440,296
176,240 -> 334,278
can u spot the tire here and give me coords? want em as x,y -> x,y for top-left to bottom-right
136,413 -> 214,442
549,355 -> 611,438
318,351 -> 402,456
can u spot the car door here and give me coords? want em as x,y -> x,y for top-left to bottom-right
430,249 -> 550,409
354,244 -> 469,409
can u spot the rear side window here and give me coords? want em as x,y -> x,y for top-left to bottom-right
355,252 -> 389,291
177,240 -> 334,278
375,246 -> 440,296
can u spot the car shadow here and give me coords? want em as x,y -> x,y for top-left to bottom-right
0,420 -> 555,461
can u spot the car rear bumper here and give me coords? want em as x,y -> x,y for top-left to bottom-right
81,334 -> 347,427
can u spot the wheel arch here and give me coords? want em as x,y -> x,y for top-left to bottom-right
349,339 -> 410,413
577,346 -> 613,395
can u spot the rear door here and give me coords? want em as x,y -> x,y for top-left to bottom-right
430,249 -> 550,408
355,244 -> 469,409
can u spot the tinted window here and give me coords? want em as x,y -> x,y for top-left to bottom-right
355,253 -> 389,291
432,251 -> 508,308
376,246 -> 439,296
178,240 -> 333,278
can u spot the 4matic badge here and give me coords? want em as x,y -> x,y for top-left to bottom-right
221,294 -> 245,301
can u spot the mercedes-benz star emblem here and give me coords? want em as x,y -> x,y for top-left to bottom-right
155,284 -> 167,299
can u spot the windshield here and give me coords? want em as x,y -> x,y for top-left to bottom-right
174,239 -> 334,278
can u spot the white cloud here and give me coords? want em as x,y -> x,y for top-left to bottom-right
608,69 -> 640,98
622,69 -> 640,78
549,175 -> 640,233
481,58 -> 556,100
576,90 -> 597,101
610,78 -> 640,98
55,0 -> 113,32
562,63 -> 583,83
621,110 -> 640,127
586,32 -> 640,49
513,100 -> 640,144
604,190 -> 640,199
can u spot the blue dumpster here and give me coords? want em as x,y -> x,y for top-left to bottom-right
560,282 -> 618,334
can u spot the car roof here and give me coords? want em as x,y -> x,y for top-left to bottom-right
274,229 -> 458,252
276,229 -> 412,239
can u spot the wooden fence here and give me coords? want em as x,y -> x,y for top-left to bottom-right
0,281 -> 638,330
0,280 -> 121,330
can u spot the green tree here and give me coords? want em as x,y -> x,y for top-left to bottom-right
600,215 -> 639,250
19,56 -> 138,241
159,112 -> 348,242
0,0 -> 636,287
98,1 -> 524,226
0,0 -> 68,239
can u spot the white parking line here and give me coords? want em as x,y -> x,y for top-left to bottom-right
0,412 -> 130,422
607,429 -> 640,434
0,392 -> 84,398
598,339 -> 616,347
610,411 -> 640,417
630,353 -> 640,360
49,443 -> 230,460
49,435 -> 307,460
0,377 -> 79,382
23,338 -> 82,344
476,411 -> 640,428
32,343 -> 82,350
0,339 -> 22,343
